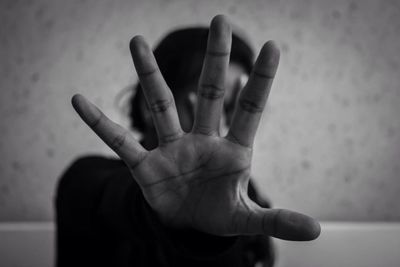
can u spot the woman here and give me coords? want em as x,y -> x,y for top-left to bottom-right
56,15 -> 320,267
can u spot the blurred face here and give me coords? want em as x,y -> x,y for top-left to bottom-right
175,62 -> 248,135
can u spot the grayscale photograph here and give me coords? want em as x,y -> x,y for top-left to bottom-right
0,0 -> 399,266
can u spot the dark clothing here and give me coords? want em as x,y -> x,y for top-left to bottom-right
56,156 -> 274,267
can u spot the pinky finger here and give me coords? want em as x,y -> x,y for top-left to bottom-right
71,94 -> 147,167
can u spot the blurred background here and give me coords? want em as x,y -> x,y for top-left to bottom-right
1,0 -> 399,224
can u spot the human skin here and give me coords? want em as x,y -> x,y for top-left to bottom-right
140,62 -> 246,150
71,15 -> 321,241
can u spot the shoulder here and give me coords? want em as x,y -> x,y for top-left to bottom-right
56,155 -> 127,202
64,155 -> 124,173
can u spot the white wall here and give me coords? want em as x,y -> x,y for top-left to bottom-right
1,222 -> 400,267
0,0 -> 399,221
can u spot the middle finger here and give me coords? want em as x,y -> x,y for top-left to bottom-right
192,15 -> 232,136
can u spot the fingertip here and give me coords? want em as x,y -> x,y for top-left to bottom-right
260,41 -> 280,65
129,35 -> 149,55
263,40 -> 280,53
274,210 -> 321,241
71,94 -> 84,111
292,213 -> 321,241
211,14 -> 230,29
253,41 -> 280,78
208,14 -> 232,51
71,94 -> 91,119
307,218 -> 322,240
211,14 -> 231,35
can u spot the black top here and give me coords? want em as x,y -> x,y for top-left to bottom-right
56,156 -> 274,267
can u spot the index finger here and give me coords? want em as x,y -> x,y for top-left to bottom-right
227,41 -> 280,147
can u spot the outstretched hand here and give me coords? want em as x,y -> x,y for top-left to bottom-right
72,15 -> 320,241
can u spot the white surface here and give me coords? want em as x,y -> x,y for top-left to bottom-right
0,223 -> 54,267
275,222 -> 400,267
1,222 -> 400,267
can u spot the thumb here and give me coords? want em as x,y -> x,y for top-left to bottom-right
240,206 -> 321,241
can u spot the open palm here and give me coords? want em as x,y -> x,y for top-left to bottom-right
72,15 -> 320,241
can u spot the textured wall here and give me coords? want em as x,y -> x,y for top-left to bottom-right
0,0 -> 399,221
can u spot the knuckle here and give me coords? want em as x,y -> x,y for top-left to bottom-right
239,98 -> 263,113
88,113 -> 104,129
128,151 -> 148,171
269,209 -> 282,237
149,99 -> 173,113
253,70 -> 275,79
109,133 -> 126,151
137,67 -> 158,78
192,124 -> 215,136
206,50 -> 230,57
199,84 -> 225,100
159,132 -> 182,144
226,132 -> 248,148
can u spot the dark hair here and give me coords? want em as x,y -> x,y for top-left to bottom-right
129,27 -> 255,132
